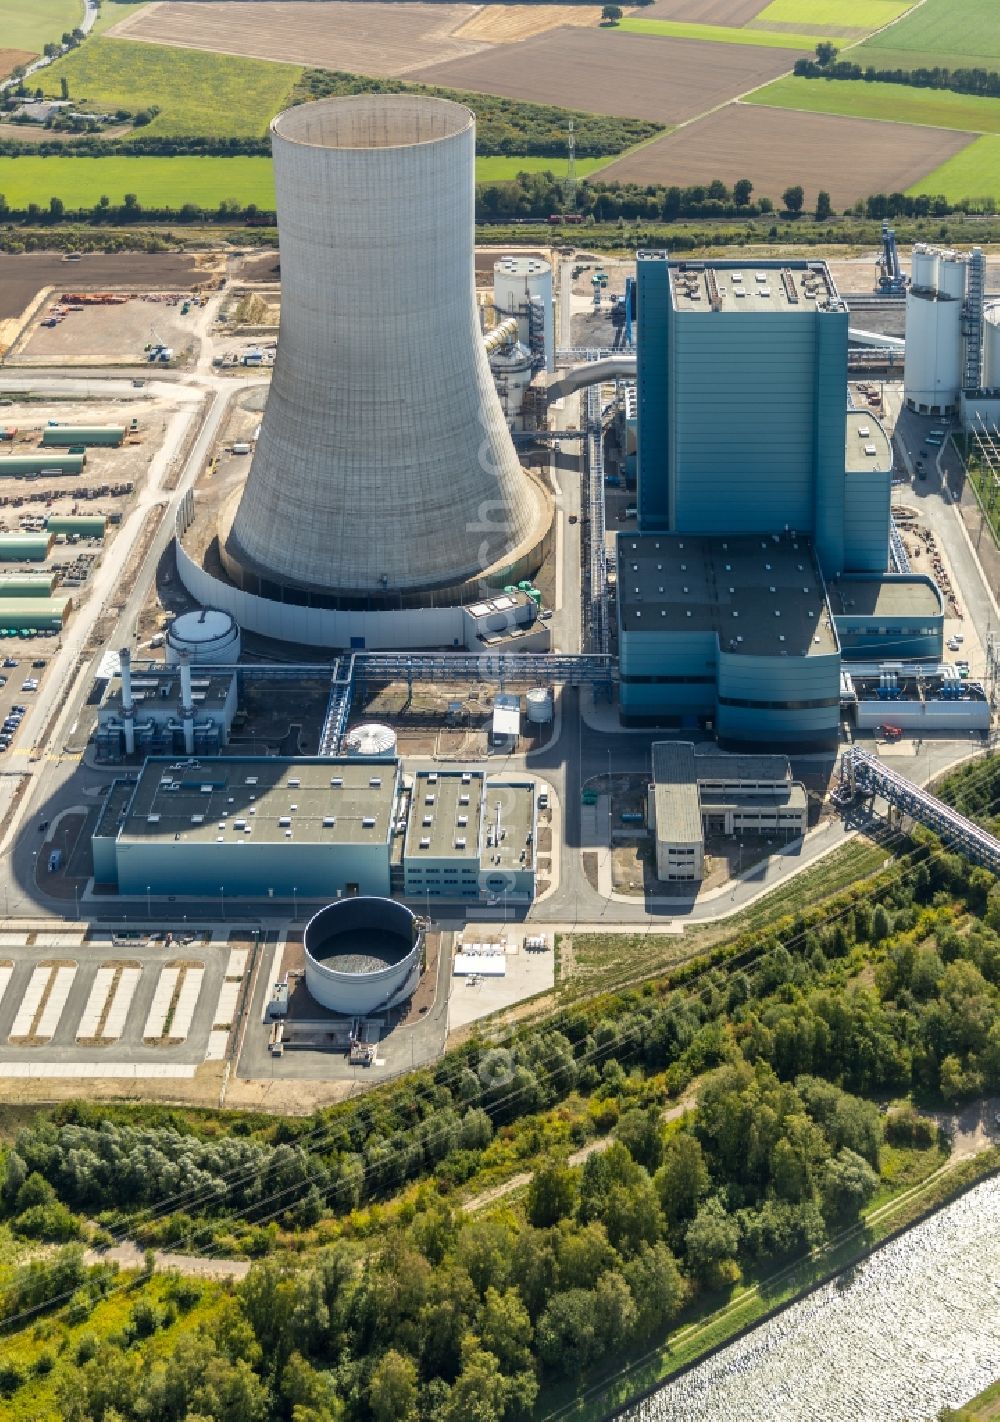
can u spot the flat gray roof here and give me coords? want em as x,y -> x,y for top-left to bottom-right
405,770 -> 483,862
94,777 -> 139,839
481,781 -> 535,874
651,743 -> 702,843
618,534 -> 838,657
827,578 -> 942,620
845,410 -> 893,474
693,750 -> 792,783
117,756 -> 397,847
670,260 -> 839,314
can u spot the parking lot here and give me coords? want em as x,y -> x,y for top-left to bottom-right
0,930 -> 238,1076
0,652 -> 50,759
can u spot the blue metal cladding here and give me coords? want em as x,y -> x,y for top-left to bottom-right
843,470 -> 891,573
636,256 -> 671,530
812,310 -> 850,577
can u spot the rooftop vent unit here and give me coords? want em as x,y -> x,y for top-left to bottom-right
362,816 -> 376,828
279,816 -> 291,827
288,777 -> 301,788
331,776 -> 343,787
420,836 -> 430,849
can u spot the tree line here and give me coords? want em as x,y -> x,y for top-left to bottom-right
795,52 -> 1000,99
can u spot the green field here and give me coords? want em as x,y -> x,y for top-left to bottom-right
0,0 -> 83,55
90,0 -> 148,37
859,0 -> 1000,69
616,17 -> 825,48
908,134 -> 1000,201
748,75 -> 1000,133
41,36 -> 302,137
0,153 -> 599,208
752,0 -> 911,30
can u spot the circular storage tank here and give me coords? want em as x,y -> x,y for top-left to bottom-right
490,340 -> 533,425
493,255 -> 554,371
937,253 -> 967,300
344,722 -> 397,759
984,301 -> 1000,388
304,897 -> 422,1015
526,686 -> 553,723
904,288 -> 963,415
165,608 -> 240,664
911,244 -> 938,291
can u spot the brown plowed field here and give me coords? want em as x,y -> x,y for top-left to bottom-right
0,253 -> 204,322
453,4 -> 603,41
0,48 -> 35,79
626,0 -> 764,22
110,0 -> 488,76
411,27 -> 805,122
595,103 -> 975,206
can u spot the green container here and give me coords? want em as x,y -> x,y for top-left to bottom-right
47,515 -> 106,539
0,453 -> 85,477
0,574 -> 55,597
41,426 -> 124,448
517,580 -> 534,592
0,534 -> 52,562
0,596 -> 69,629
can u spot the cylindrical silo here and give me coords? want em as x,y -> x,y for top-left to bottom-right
937,252 -> 967,300
165,608 -> 241,664
223,96 -> 548,606
984,302 -> 1000,388
910,244 -> 938,292
490,341 -> 533,428
904,246 -> 964,416
494,255 -> 554,372
344,722 -> 397,759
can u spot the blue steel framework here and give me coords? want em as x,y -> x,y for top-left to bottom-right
840,747 -> 1000,871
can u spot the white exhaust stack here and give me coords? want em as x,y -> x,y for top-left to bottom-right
220,94 -> 548,606
120,647 -> 135,756
179,652 -> 194,755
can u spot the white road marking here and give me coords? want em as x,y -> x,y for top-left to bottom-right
143,966 -> 179,1039
101,967 -> 140,1040
35,966 -> 77,1040
0,966 -> 12,1012
10,966 -> 51,1037
77,967 -> 115,1038
170,967 -> 203,1040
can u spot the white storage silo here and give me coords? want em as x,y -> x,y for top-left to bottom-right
494,255 -> 554,372
344,722 -> 398,759
910,244 -> 938,292
904,246 -> 966,416
165,609 -> 240,665
983,302 -> 1000,388
526,686 -> 553,723
490,341 -> 533,428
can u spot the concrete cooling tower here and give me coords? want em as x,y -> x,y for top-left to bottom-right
219,94 -> 550,613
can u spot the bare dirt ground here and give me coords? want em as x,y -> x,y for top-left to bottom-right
596,102 -> 974,205
411,27 -> 806,124
111,0 -> 490,76
0,253 -> 207,323
13,293 -> 202,367
0,48 -> 35,79
453,3 -> 602,41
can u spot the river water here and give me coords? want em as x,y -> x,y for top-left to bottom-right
619,1176 -> 1000,1422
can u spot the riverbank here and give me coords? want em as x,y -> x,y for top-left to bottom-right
536,1146 -> 1000,1421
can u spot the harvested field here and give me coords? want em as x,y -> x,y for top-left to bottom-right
411,28 -> 805,123
595,101 -> 974,205
0,252 -> 204,322
627,0 -> 765,22
453,4 -> 603,41
110,0 -> 490,77
0,48 -> 35,80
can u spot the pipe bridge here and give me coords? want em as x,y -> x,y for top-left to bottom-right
839,747 -> 1000,871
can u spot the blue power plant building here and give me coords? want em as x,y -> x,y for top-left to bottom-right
618,253 -> 943,745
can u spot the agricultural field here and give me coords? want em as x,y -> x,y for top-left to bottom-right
452,3 -> 602,41
596,101 -> 973,206
108,0 -> 492,77
615,18 -> 823,47
0,49 -> 35,81
748,76 -> 1000,134
411,27 -> 807,124
40,37 -> 302,138
0,0 -> 82,57
750,0 -> 911,32
858,0 -> 1000,71
908,134 -> 1000,203
0,152 -> 597,207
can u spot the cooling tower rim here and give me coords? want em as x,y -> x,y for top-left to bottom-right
271,94 -> 475,153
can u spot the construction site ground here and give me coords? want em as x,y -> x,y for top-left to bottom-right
11,292 -> 206,368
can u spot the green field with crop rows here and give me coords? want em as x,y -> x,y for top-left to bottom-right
748,75 -> 1000,133
616,17 -> 824,48
859,0 -> 1000,70
908,133 -> 1000,202
42,37 -> 302,137
0,153 -> 599,208
752,0 -> 911,32
0,0 -> 83,56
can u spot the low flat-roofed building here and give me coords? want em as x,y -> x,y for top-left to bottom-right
480,779 -> 537,904
649,741 -> 807,882
96,666 -> 238,761
618,533 -> 842,748
404,769 -> 484,901
827,575 -> 943,659
100,756 -> 400,897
